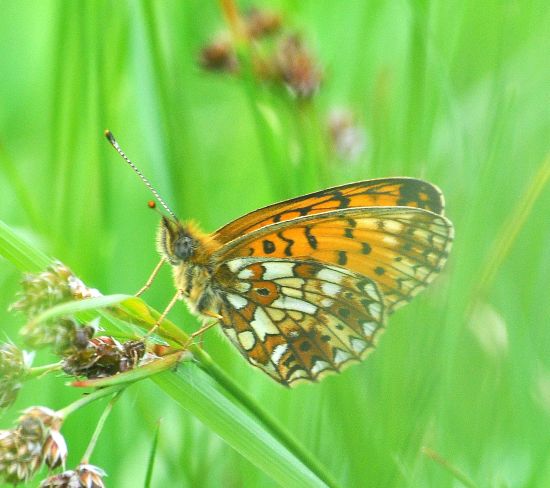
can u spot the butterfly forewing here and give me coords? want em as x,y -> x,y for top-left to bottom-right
213,178 -> 445,244
215,207 -> 453,314
216,258 -> 385,386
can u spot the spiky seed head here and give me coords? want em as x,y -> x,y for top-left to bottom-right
199,35 -> 238,73
75,464 -> 107,488
41,464 -> 107,488
0,406 -> 66,484
39,470 -> 75,487
19,406 -> 63,432
62,336 -> 146,379
10,262 -> 100,319
0,343 -> 30,409
11,262 -> 101,353
0,423 -> 44,484
42,429 -> 68,470
275,34 -> 322,99
245,8 -> 282,38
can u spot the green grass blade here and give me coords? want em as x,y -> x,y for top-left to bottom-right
153,364 -> 329,488
144,420 -> 162,488
0,215 -> 336,488
0,218 -> 51,271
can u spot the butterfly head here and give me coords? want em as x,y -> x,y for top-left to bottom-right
158,217 -> 199,265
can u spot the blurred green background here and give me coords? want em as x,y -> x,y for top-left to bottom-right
1,0 -> 549,487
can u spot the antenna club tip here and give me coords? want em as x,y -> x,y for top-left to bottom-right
104,129 -> 115,144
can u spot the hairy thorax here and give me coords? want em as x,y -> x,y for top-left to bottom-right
157,218 -> 241,318
172,262 -> 222,316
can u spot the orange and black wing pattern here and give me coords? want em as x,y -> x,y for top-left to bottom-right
213,178 -> 445,244
217,258 -> 385,386
216,206 -> 453,313
210,177 -> 453,386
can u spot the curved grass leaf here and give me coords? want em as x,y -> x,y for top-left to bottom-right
0,219 -> 51,271
144,420 -> 162,488
25,294 -> 131,329
0,216 -> 337,488
154,363 -> 328,487
71,350 -> 190,388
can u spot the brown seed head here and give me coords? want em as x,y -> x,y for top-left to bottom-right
12,262 -> 101,353
42,430 -> 68,469
245,8 -> 282,38
0,343 -> 29,409
10,262 -> 100,319
275,34 -> 323,99
199,35 -> 238,73
62,336 -> 146,379
39,464 -> 106,488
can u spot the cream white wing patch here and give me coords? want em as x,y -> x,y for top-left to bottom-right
216,258 -> 386,386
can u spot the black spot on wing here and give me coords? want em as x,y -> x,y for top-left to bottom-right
337,251 -> 348,265
304,226 -> 318,249
277,231 -> 294,257
263,240 -> 276,254
339,308 -> 351,318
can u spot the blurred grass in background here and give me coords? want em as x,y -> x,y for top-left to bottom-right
0,0 -> 549,486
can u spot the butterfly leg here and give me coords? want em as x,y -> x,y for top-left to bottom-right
136,258 -> 166,297
183,311 -> 222,349
145,288 -> 183,337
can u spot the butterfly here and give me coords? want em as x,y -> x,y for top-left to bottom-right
106,131 -> 454,386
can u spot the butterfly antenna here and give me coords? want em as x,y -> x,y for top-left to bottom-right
104,130 -> 178,220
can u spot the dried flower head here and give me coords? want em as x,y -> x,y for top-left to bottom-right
199,35 -> 238,73
19,406 -> 63,432
275,34 -> 322,99
0,343 -> 31,409
245,8 -> 282,38
0,406 -> 64,484
327,108 -> 367,162
21,317 -> 95,356
39,464 -> 106,488
0,427 -> 43,484
11,262 -> 101,353
11,262 -> 100,318
62,336 -> 145,379
38,470 -> 74,488
42,429 -> 68,470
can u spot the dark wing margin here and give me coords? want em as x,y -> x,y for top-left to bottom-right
213,178 -> 446,244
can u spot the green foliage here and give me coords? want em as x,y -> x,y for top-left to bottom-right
0,0 -> 549,487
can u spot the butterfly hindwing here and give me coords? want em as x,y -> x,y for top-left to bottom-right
213,178 -> 445,244
215,207 -> 453,313
216,258 -> 385,386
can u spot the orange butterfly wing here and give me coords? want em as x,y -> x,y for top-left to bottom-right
213,178 -> 445,244
215,207 -> 453,314
209,178 -> 453,386
216,258 -> 385,386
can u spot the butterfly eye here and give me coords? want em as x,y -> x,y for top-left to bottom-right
174,236 -> 195,260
